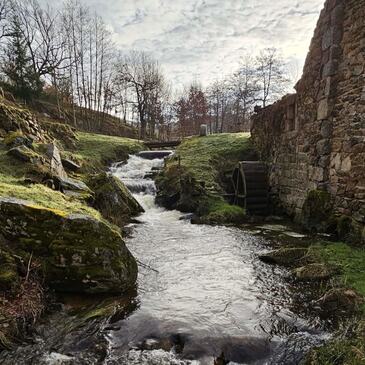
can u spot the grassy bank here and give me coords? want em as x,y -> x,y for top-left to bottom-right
0,132 -> 144,216
304,242 -> 365,364
156,133 -> 256,224
64,132 -> 144,174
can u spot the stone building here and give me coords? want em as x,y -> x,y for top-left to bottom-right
251,0 -> 365,242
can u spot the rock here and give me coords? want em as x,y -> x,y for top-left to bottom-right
0,197 -> 137,294
316,288 -> 364,314
46,143 -> 67,179
4,131 -> 33,148
61,158 -> 81,172
88,173 -> 144,227
293,263 -> 332,281
56,177 -> 91,196
259,248 -> 308,266
7,145 -> 42,164
301,190 -> 334,232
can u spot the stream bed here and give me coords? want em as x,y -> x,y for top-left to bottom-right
0,154 -> 330,365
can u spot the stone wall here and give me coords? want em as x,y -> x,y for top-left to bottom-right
251,0 -> 365,241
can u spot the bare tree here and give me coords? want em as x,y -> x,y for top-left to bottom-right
115,51 -> 165,139
255,47 -> 289,107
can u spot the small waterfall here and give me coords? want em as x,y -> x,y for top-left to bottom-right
111,153 -> 168,210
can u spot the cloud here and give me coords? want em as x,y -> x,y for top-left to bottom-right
46,0 -> 325,87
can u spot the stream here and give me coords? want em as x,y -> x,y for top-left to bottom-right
0,154 -> 329,365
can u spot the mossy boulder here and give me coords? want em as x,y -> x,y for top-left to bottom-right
259,248 -> 308,266
7,145 -> 43,164
293,263 -> 332,281
0,197 -> 137,294
301,190 -> 334,232
88,173 -> 144,227
4,131 -> 33,149
316,288 -> 364,315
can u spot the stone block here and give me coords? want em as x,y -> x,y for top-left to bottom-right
322,27 -> 334,50
323,60 -> 339,77
316,139 -> 331,155
331,4 -> 345,25
317,99 -> 334,120
320,120 -> 333,138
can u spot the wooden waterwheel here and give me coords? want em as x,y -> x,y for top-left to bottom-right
232,161 -> 269,215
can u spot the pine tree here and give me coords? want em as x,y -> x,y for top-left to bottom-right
2,16 -> 43,102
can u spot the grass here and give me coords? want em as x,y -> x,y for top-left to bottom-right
175,133 -> 252,192
0,145 -> 101,218
0,131 -> 145,218
65,132 -> 144,173
309,242 -> 365,297
158,133 -> 255,223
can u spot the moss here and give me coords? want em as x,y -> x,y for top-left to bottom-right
198,196 -> 246,224
156,133 -> 255,224
302,189 -> 334,232
309,242 -> 365,297
70,132 -> 144,174
3,131 -> 24,146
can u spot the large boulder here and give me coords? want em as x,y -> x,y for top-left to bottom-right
0,197 -> 137,294
88,173 -> 144,227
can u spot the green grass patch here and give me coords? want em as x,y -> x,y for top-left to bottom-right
309,242 -> 365,297
157,133 -> 255,224
0,142 -> 100,218
175,133 -> 252,192
67,132 -> 144,173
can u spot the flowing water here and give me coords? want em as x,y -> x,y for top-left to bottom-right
106,155 -> 328,365
0,154 -> 328,365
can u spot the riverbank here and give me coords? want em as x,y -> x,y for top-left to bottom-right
155,133 -> 258,224
0,97 -> 146,350
153,132 -> 365,363
251,223 -> 365,364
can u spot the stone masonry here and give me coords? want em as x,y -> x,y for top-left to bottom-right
251,0 -> 365,240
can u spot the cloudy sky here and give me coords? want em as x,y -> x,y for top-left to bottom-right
53,0 -> 325,87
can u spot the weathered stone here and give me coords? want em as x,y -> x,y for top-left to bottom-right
88,173 -> 144,227
317,99 -> 333,120
7,145 -> 42,164
0,197 -> 137,294
251,0 -> 365,244
46,143 -> 67,179
259,248 -> 308,266
293,263 -> 332,281
316,288 -> 364,314
61,158 -> 81,172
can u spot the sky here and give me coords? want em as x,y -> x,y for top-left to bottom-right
50,0 -> 325,87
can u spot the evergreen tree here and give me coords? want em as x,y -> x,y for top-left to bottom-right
1,16 -> 43,102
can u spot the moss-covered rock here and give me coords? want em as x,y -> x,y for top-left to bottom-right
0,100 -> 48,143
259,248 -> 308,266
7,145 -> 43,164
316,288 -> 364,315
88,173 -> 144,227
3,131 -> 33,149
293,263 -> 333,281
301,190 -> 334,232
0,197 -> 137,294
